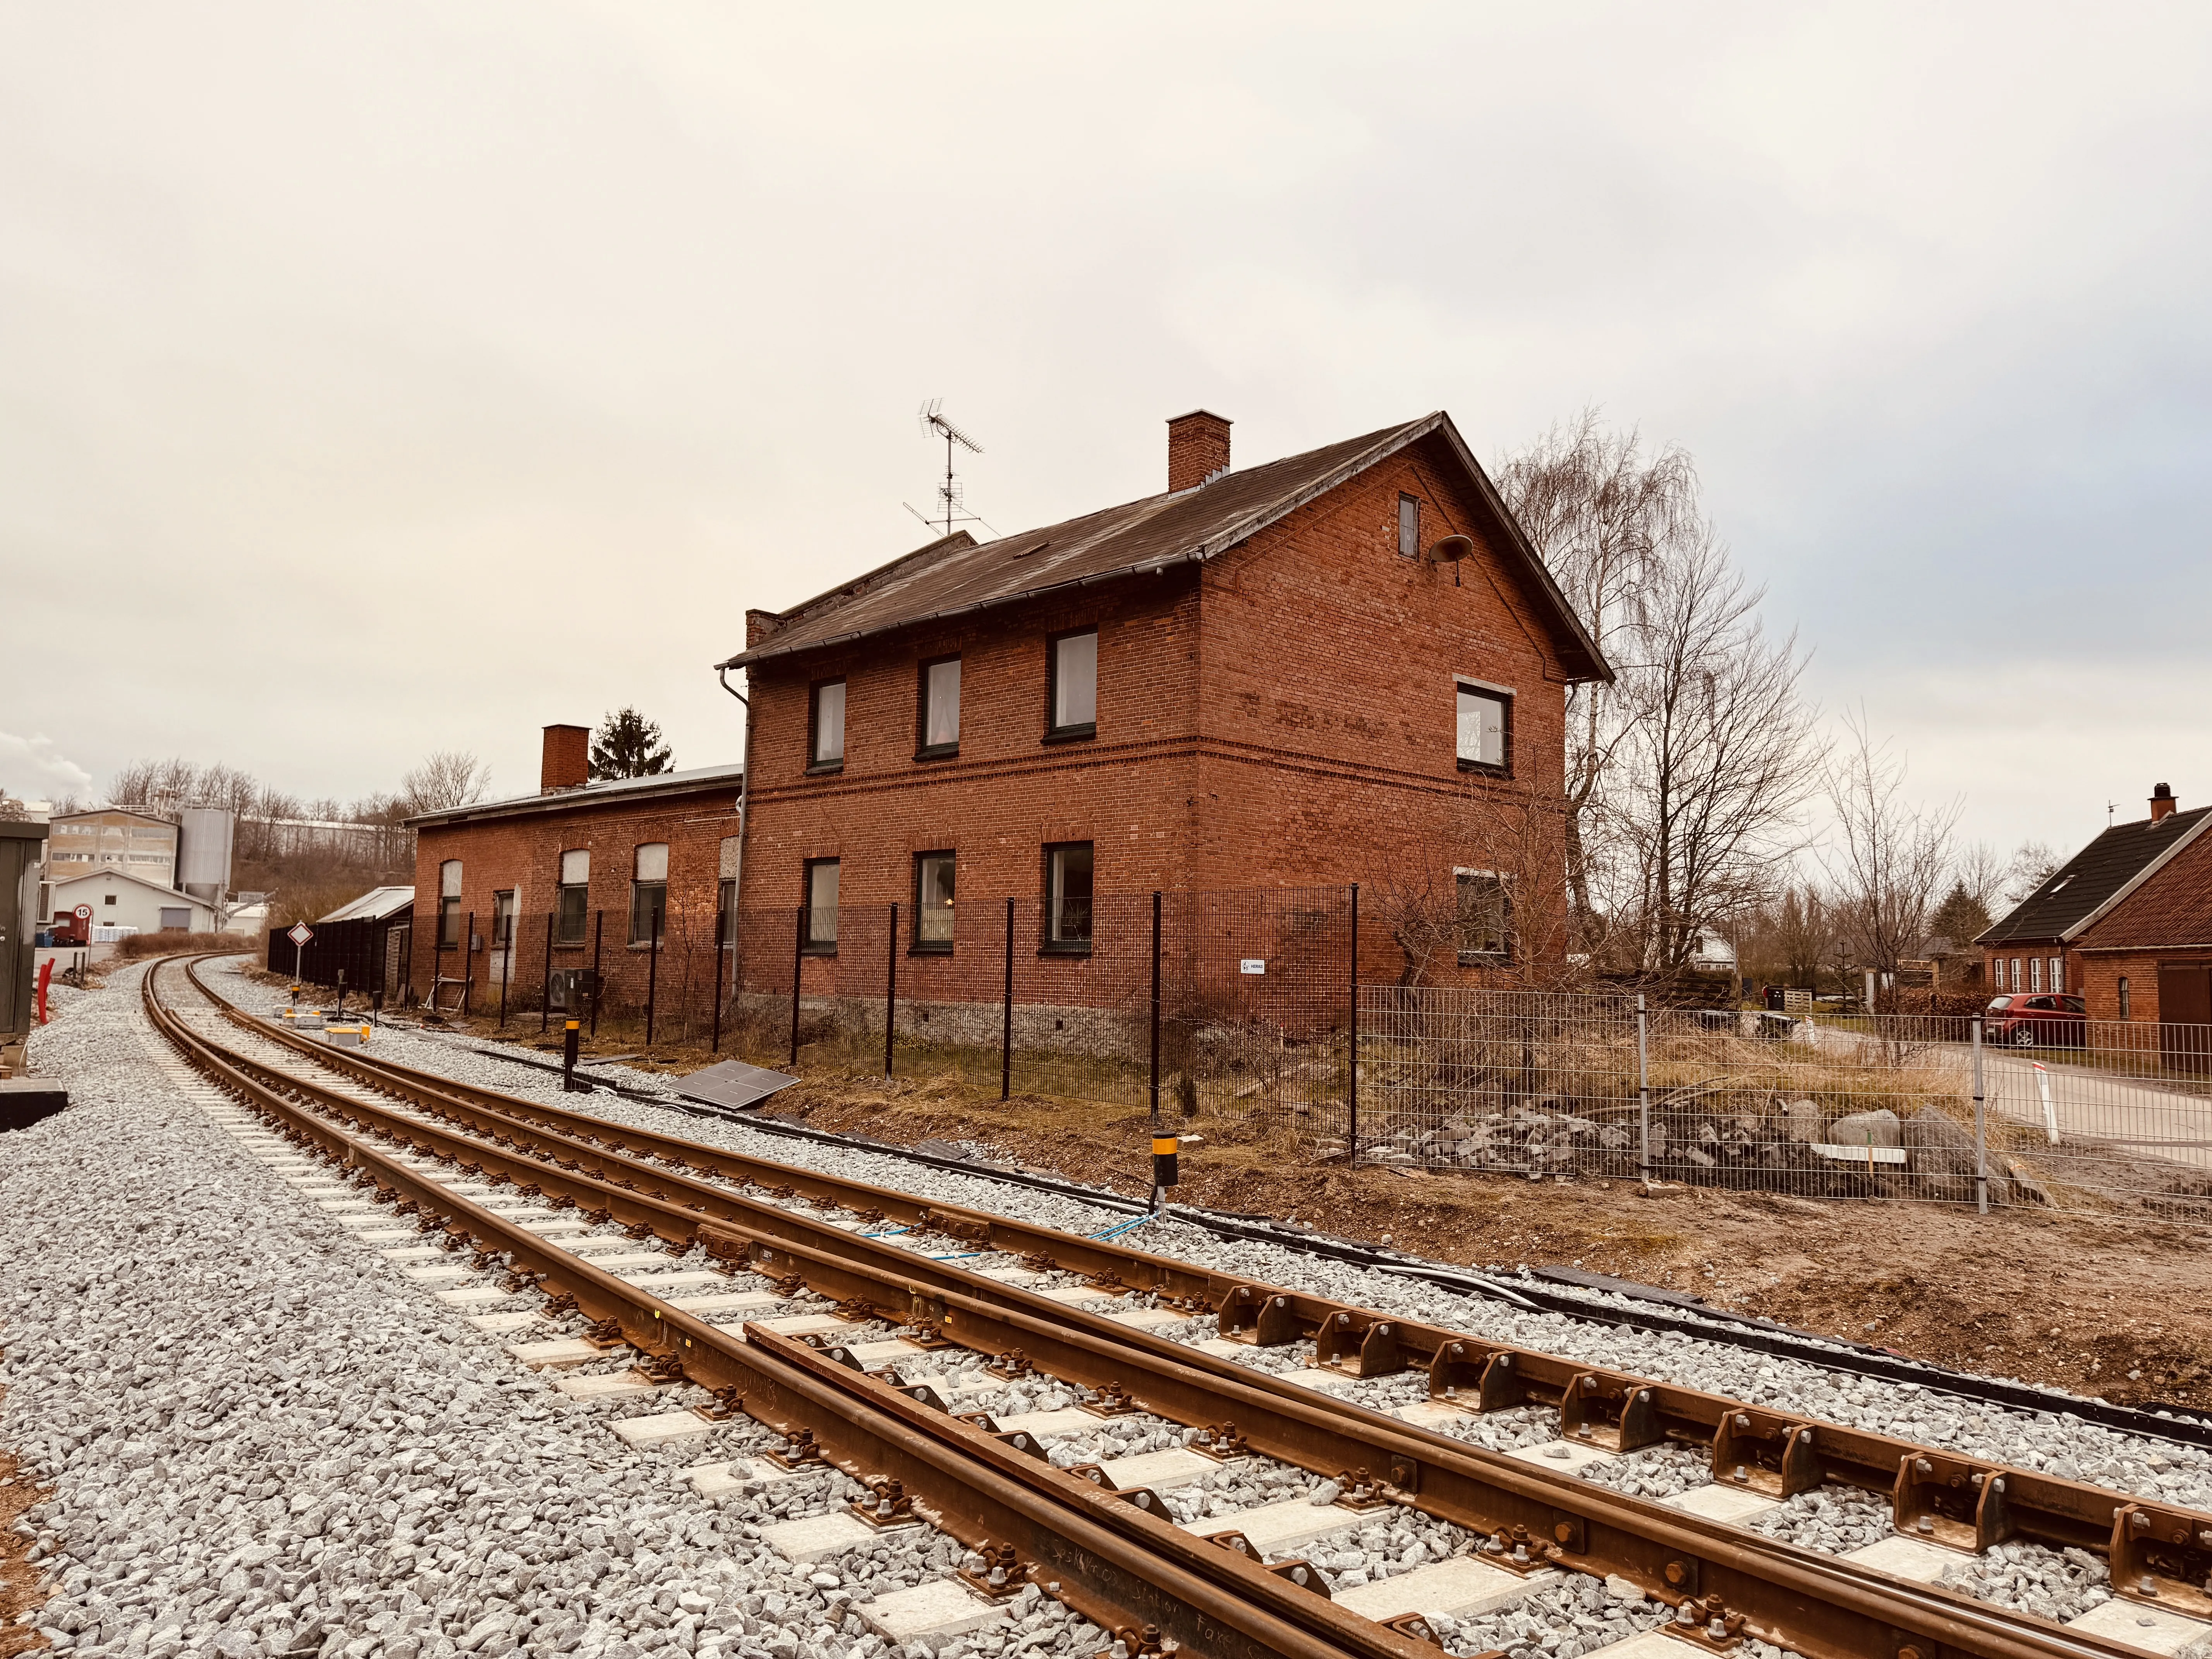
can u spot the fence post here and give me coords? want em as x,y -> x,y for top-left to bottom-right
591,910 -> 603,1038
711,902 -> 726,1054
1347,882 -> 1360,1161
884,902 -> 898,1079
462,912 -> 475,1018
1636,993 -> 1652,1188
789,903 -> 805,1069
1149,890 -> 1162,1129
1001,897 -> 1015,1102
644,912 -> 660,1052
1972,1015 -> 1988,1215
540,912 -> 553,1034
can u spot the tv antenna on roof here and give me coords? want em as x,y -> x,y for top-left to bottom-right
903,400 -> 996,541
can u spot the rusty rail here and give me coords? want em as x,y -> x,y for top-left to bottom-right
158,957 -> 2179,1656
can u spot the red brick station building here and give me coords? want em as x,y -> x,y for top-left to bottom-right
407,410 -> 1611,1017
721,409 -> 1610,978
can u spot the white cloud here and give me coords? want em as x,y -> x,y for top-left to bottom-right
0,732 -> 95,804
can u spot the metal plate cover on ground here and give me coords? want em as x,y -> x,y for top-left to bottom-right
673,1058 -> 799,1113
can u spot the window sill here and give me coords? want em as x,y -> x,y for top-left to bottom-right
1456,758 -> 1511,777
1038,942 -> 1093,958
1042,724 -> 1097,745
800,945 -> 838,958
1457,951 -> 1511,966
805,762 -> 845,777
552,941 -> 587,951
908,943 -> 953,957
914,744 -> 959,763
626,941 -> 666,951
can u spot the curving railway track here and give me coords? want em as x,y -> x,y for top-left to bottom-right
143,954 -> 2212,1659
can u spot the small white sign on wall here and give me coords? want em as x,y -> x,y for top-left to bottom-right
1240,958 -> 1266,975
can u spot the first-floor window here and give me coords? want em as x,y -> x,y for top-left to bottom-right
630,843 -> 668,945
1456,682 -> 1511,773
805,858 -> 840,951
2011,958 -> 2022,992
2030,957 -> 2043,993
439,859 -> 463,947
492,890 -> 516,948
2119,976 -> 2132,1020
1044,842 -> 1093,948
1456,871 -> 1511,960
556,848 -> 589,945
914,851 -> 955,948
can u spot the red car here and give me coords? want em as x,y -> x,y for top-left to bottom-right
1984,993 -> 2086,1048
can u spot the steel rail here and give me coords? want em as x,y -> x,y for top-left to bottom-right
155,959 -> 2168,1659
145,959 -> 1453,1659
189,959 -> 2212,1607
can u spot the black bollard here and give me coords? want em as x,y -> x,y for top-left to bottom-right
562,1018 -> 582,1093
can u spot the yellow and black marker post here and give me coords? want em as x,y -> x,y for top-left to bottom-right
562,1018 -> 582,1093
1151,1134 -> 1179,1196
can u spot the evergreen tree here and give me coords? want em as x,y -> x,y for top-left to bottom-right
1928,880 -> 1992,947
589,708 -> 674,780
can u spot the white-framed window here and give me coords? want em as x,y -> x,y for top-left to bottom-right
2051,956 -> 2063,994
2030,957 -> 2043,993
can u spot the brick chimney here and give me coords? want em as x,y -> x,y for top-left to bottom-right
2151,781 -> 2178,823
1167,410 -> 1231,493
541,724 -> 589,792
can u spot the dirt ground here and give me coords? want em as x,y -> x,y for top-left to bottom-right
0,1388 -> 49,1656
756,1067 -> 2212,1413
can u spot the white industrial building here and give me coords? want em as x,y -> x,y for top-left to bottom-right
47,868 -> 222,936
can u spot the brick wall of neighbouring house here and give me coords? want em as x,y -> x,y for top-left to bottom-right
409,790 -> 739,1007
737,429 -> 1574,987
1981,945 -> 2078,999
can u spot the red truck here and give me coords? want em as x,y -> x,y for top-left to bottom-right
45,910 -> 89,948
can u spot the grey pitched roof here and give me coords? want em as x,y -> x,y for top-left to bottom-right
1977,806 -> 2212,945
402,762 -> 744,830
720,412 -> 1611,682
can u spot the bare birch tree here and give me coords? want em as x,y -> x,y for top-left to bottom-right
1613,531 -> 1819,971
1823,709 -> 1961,988
400,750 -> 490,814
1496,412 -> 1697,941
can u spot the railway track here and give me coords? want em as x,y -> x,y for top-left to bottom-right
144,955 -> 2208,1659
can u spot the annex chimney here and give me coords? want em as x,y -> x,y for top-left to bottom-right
1167,410 -> 1232,493
541,724 -> 589,793
2152,781 -> 2178,823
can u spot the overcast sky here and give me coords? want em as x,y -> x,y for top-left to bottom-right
4,3 -> 2208,863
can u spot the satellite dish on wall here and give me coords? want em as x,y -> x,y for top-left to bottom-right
1428,534 -> 1473,585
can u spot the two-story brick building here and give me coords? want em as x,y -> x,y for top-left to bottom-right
718,410 -> 1608,989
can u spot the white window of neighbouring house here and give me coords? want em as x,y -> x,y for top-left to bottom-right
2030,957 -> 2043,993
1456,682 -> 1511,773
810,679 -> 846,768
1048,629 -> 1097,737
2051,957 -> 2063,994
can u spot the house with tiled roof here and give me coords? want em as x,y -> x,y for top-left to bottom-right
2061,786 -> 2212,1030
716,409 -> 1610,984
1977,783 -> 2212,1017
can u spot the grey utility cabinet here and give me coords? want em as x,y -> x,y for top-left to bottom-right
0,819 -> 46,1044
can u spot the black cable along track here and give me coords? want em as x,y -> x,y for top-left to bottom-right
278,995 -> 2212,1452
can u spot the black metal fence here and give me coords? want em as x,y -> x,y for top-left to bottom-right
266,912 -> 413,1003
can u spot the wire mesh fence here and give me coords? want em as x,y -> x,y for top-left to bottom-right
1359,989 -> 2212,1222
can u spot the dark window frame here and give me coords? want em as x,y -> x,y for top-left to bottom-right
1398,493 -> 1421,559
491,889 -> 517,948
438,896 -> 461,948
915,654 -> 962,761
911,850 -> 955,953
718,877 -> 737,948
807,677 -> 847,774
1455,869 -> 1513,964
1041,840 -> 1096,955
1044,627 -> 1099,744
627,882 -> 666,948
802,857 -> 840,955
1455,680 -> 1515,778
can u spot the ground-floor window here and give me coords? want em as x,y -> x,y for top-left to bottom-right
1044,842 -> 1093,949
1456,871 -> 1511,962
914,851 -> 955,949
2119,976 -> 2132,1020
805,858 -> 840,952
